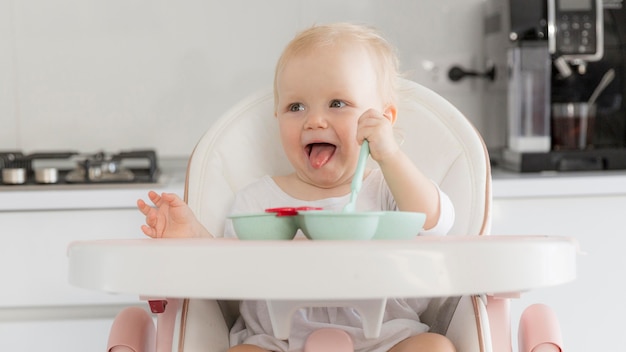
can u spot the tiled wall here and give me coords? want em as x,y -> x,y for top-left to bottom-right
0,0 -> 489,157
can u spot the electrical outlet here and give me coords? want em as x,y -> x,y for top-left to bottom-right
408,53 -> 479,94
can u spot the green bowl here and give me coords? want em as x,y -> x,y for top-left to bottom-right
373,211 -> 426,240
297,211 -> 382,240
229,213 -> 298,240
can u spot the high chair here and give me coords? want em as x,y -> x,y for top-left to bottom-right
67,79 -> 577,352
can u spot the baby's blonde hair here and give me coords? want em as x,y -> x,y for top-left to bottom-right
273,23 -> 400,112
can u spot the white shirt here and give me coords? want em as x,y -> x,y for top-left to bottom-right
224,168 -> 455,351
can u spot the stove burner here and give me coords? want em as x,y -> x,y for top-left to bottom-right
0,149 -> 160,186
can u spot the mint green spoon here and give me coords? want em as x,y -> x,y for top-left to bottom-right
343,140 -> 369,212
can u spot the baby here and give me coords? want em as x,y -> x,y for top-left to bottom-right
139,23 -> 456,352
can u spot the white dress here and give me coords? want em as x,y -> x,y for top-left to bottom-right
224,169 -> 455,352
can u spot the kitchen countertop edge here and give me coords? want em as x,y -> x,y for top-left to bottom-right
491,168 -> 626,198
2,159 -> 626,211
0,158 -> 188,211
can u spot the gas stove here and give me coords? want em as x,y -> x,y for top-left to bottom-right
0,149 -> 160,186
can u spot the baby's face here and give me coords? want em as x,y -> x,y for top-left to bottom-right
275,44 -> 385,190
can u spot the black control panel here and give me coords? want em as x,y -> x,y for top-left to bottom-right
555,12 -> 597,54
551,0 -> 603,61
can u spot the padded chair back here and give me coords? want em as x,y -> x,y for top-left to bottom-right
185,79 -> 491,238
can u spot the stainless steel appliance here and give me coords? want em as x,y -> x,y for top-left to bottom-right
0,150 -> 159,186
483,0 -> 626,172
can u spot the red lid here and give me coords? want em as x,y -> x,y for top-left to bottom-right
265,206 -> 323,217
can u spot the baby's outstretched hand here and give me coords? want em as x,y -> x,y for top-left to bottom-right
137,191 -> 198,238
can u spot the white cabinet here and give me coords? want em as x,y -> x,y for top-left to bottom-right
0,319 -> 115,351
492,173 -> 626,352
0,208 -> 150,351
0,209 -> 145,307
0,179 -> 184,352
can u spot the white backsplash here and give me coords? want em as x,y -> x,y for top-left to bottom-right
0,0 -> 489,157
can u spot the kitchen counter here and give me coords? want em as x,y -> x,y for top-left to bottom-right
3,158 -> 626,211
0,158 -> 188,211
491,168 -> 626,198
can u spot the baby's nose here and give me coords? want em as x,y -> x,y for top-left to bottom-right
304,111 -> 328,129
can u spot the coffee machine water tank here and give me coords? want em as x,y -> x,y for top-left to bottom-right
507,45 -> 552,152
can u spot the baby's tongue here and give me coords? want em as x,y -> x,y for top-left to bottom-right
308,143 -> 336,169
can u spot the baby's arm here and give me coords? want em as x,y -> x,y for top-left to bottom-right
137,191 -> 212,238
376,149 -> 441,229
358,108 -> 441,230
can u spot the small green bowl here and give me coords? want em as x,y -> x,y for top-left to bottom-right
229,213 -> 298,240
373,211 -> 426,240
298,211 -> 382,240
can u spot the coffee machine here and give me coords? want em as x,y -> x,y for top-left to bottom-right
483,0 -> 626,172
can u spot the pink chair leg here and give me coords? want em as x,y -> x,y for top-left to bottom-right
518,304 -> 563,352
108,307 -> 156,352
304,328 -> 353,352
155,299 -> 180,352
486,295 -> 512,352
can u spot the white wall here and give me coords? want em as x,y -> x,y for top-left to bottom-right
0,0 -> 487,158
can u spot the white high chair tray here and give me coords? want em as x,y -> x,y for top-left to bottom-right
68,235 -> 577,300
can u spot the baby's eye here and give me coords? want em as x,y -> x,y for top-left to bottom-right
329,100 -> 346,108
288,103 -> 305,112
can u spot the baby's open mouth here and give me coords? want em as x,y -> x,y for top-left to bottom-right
306,143 -> 336,169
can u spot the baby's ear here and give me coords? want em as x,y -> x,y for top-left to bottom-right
383,104 -> 398,125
